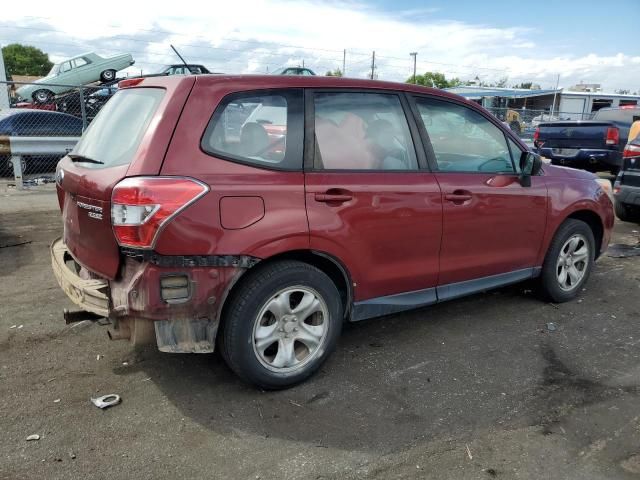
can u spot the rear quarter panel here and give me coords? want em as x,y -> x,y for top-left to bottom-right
154,78 -> 309,257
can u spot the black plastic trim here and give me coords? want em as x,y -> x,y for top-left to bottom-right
121,247 -> 261,268
351,267 -> 540,322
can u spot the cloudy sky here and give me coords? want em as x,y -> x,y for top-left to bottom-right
2,0 -> 639,91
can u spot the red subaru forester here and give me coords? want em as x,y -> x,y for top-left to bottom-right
52,75 -> 614,389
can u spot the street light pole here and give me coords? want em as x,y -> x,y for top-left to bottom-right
410,52 -> 418,84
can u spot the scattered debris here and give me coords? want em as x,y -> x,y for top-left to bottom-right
9,325 -> 17,329
122,362 -> 129,366
289,400 -> 302,408
53,399 -> 60,403
17,325 -> 23,329
465,444 -> 473,460
485,468 -> 497,477
546,322 -> 557,332
26,434 -> 40,441
69,452 -> 76,460
96,355 -> 102,361
0,240 -> 32,249
90,394 -> 121,409
612,315 -> 617,319
607,244 -> 640,258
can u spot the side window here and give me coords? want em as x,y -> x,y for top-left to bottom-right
415,97 -> 514,173
73,58 -> 88,68
313,92 -> 418,170
202,89 -> 303,170
59,61 -> 72,73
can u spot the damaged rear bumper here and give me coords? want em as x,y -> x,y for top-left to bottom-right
51,237 -> 109,317
51,238 -> 255,353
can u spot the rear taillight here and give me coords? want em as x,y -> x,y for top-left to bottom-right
118,78 -> 144,88
111,177 -> 208,248
605,127 -> 619,145
623,144 -> 640,158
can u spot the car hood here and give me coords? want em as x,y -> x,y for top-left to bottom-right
542,162 -> 597,180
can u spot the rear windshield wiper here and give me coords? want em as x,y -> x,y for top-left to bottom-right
68,154 -> 104,165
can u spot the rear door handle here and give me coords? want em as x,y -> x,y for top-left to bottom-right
315,193 -> 353,203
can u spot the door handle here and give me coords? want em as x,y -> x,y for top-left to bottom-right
444,191 -> 472,203
315,193 -> 353,203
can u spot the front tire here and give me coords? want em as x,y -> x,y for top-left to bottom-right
100,69 -> 116,82
219,260 -> 342,389
539,219 -> 595,303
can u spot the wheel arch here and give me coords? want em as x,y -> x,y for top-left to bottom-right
565,209 -> 604,259
216,249 -> 353,333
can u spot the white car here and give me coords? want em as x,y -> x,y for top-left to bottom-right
17,52 -> 134,104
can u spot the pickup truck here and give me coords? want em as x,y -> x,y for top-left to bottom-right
535,106 -> 640,174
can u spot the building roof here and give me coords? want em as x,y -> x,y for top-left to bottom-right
444,86 -> 560,99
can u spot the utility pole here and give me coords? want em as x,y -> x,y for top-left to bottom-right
302,59 -> 305,68
342,49 -> 346,77
0,44 -> 9,110
370,51 -> 376,80
550,73 -> 560,118
410,52 -> 418,84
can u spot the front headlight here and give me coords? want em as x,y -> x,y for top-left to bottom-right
595,178 -> 613,202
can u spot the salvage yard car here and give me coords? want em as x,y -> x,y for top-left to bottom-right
51,75 -> 614,389
534,106 -> 640,174
17,52 -> 134,104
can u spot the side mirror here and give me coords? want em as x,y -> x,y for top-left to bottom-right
519,151 -> 542,187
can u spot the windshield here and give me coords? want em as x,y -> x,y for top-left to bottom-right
72,88 -> 164,168
47,64 -> 60,76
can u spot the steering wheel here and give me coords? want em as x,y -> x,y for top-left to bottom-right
477,155 -> 512,172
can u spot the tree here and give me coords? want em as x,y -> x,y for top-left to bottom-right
513,82 -> 533,89
325,68 -> 343,77
2,44 -> 53,78
408,71 -> 461,89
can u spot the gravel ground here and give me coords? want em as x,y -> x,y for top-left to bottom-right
1,182 -> 639,480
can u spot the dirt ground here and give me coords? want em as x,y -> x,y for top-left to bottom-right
1,182 -> 640,480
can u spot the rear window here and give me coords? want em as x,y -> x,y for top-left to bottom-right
201,89 -> 304,170
72,88 -> 164,168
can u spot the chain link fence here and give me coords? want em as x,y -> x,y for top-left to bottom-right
0,79 -> 117,178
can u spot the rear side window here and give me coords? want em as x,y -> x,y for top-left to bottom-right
312,92 -> 418,170
72,88 -> 164,167
202,89 -> 303,170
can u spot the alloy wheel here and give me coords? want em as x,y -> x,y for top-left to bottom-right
252,286 -> 329,373
556,233 -> 589,291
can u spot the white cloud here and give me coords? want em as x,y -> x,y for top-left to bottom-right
2,0 -> 638,91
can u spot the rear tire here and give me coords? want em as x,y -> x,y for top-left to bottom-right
539,219 -> 595,303
100,69 -> 116,82
614,200 -> 640,223
219,260 -> 342,389
32,89 -> 53,104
